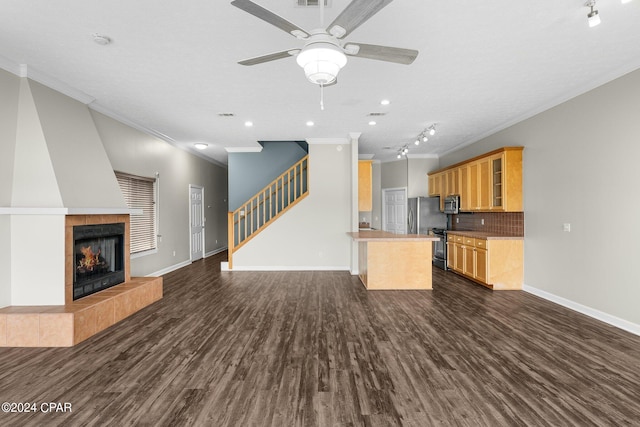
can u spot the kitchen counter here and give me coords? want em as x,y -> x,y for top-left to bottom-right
446,231 -> 523,240
348,230 -> 440,242
348,231 -> 437,290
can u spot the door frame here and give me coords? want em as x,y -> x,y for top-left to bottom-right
381,187 -> 408,233
189,184 -> 205,262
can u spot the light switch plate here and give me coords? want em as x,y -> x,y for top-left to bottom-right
563,223 -> 571,232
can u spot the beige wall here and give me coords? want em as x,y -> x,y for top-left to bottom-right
0,69 -> 19,206
440,68 -> 640,328
408,157 -> 440,198
91,111 -> 229,277
233,141 -> 352,269
0,70 -> 19,306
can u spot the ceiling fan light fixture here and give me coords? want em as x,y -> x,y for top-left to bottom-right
296,42 -> 347,85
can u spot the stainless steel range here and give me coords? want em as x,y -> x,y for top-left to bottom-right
431,228 -> 447,270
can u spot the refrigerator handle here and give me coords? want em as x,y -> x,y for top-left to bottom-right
408,209 -> 414,233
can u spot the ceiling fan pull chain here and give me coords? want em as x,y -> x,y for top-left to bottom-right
320,83 -> 325,110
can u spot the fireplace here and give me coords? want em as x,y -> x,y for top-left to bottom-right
73,223 -> 125,300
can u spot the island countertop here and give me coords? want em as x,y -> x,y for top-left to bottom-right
348,230 -> 440,242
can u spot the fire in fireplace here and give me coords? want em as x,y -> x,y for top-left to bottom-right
73,223 -> 125,300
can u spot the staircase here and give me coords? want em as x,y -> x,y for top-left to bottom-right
227,155 -> 309,269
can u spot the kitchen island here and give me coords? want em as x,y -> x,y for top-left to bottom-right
348,230 -> 440,290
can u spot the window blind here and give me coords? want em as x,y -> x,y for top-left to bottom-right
115,172 -> 157,254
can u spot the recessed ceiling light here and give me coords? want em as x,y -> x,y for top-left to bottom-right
368,121 -> 376,126
380,99 -> 390,106
244,121 -> 253,127
194,143 -> 208,150
306,121 -> 314,127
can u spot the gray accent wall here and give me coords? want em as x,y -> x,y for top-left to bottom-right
228,141 -> 308,211
91,111 -> 229,277
439,67 -> 640,328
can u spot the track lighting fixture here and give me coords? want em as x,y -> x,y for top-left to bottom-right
397,144 -> 410,158
428,124 -> 436,136
586,0 -> 601,27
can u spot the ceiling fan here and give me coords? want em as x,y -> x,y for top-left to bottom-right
230,0 -> 419,86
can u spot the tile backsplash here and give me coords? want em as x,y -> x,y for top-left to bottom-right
450,212 -> 524,236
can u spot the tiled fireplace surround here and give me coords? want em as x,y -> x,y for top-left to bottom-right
0,214 -> 163,347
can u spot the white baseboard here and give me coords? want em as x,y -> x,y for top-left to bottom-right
205,247 -> 227,258
523,284 -> 640,336
221,264 -> 350,272
146,260 -> 191,277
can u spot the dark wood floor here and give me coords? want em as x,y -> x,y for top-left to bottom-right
1,252 -> 640,426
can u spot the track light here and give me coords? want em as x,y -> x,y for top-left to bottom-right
586,1 -> 601,27
428,125 -> 436,136
422,135 -> 429,143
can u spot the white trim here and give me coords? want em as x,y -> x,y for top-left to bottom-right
222,264 -> 350,272
188,184 -> 205,262
523,284 -> 640,337
407,153 -> 439,159
89,103 -> 228,168
0,207 -> 135,215
358,154 -> 375,160
225,146 -> 263,153
439,59 -> 640,159
205,247 -> 228,258
306,137 -> 350,145
146,260 -> 192,277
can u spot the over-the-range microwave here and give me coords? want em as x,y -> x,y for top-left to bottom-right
443,195 -> 460,214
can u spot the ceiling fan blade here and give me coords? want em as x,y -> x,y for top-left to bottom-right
238,49 -> 299,66
327,0 -> 395,39
231,0 -> 309,39
344,43 -> 418,65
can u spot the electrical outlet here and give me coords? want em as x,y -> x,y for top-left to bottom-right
481,219 -> 485,225
172,250 -> 176,256
456,217 -> 459,223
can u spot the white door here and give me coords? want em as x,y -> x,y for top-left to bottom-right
189,185 -> 205,261
383,188 -> 407,234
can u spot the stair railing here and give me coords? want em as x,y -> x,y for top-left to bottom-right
227,155 -> 309,269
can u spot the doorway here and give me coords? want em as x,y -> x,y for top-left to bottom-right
189,185 -> 205,261
382,187 -> 407,234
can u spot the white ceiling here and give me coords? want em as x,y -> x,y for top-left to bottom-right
1,0 -> 640,165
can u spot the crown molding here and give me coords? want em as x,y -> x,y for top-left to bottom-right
306,137 -> 350,145
225,146 -> 263,153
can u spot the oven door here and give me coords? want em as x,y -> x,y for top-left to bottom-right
432,230 -> 447,270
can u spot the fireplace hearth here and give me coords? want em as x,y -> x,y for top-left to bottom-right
73,223 -> 125,300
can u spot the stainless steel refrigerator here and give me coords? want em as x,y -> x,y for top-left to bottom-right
407,197 -> 446,234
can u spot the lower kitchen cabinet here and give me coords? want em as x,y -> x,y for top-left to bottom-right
446,232 -> 523,290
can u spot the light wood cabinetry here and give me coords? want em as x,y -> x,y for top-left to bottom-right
427,147 -> 523,212
446,232 -> 523,290
358,160 -> 373,211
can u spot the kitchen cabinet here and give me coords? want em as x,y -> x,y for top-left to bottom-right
446,232 -> 523,290
358,160 -> 373,211
427,147 -> 523,212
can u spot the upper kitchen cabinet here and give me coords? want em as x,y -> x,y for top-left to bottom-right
428,147 -> 523,212
489,149 -> 522,212
358,160 -> 373,211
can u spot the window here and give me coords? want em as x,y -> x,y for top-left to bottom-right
115,171 -> 157,254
